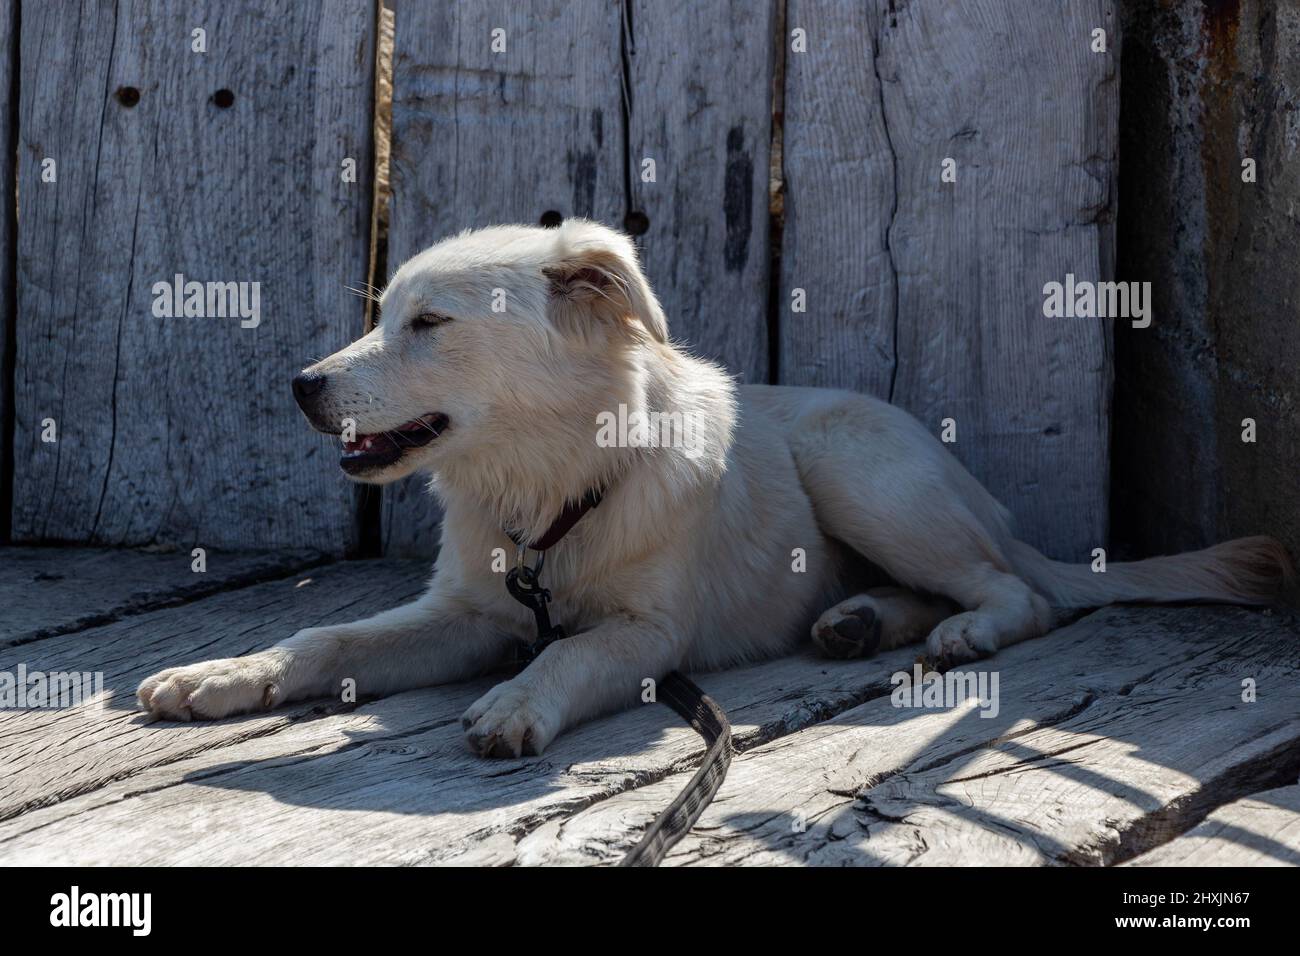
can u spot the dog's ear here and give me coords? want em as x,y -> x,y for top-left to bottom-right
544,221 -> 668,343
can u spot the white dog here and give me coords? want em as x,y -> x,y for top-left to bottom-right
138,220 -> 1291,757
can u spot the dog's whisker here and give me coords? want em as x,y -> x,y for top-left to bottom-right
345,285 -> 381,303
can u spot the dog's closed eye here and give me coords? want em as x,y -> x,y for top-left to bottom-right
412,312 -> 453,329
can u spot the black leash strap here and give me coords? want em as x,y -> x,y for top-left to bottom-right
618,670 -> 733,867
503,491 -> 733,866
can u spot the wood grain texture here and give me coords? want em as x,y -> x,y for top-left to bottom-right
778,0 -> 894,395
1113,0 -> 1300,581
12,1 -> 375,552
1125,785 -> 1300,867
780,0 -> 1119,561
0,546 -> 324,648
0,559 -> 429,821
0,0 -> 15,541
625,0 -> 775,381
382,0 -> 625,556
517,606 -> 1300,866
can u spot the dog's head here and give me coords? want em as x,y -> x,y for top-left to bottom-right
293,220 -> 668,484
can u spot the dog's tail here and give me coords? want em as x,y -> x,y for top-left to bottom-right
1007,535 -> 1293,608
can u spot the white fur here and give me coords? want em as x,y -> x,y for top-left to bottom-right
138,220 -> 1292,757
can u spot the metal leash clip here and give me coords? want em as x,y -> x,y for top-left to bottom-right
505,545 -> 566,663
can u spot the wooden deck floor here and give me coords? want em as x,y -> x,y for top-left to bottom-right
2,547 -> 1298,866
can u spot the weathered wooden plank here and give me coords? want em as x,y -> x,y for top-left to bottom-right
0,621 -> 951,864
515,606 -> 1300,866
1113,0 -> 1300,576
850,699 -> 1298,866
382,0 -> 625,557
0,559 -> 429,820
0,546 -> 325,648
0,0 -> 15,542
13,1 -> 375,552
1125,785 -> 1300,867
777,0 -> 893,396
779,0 -> 1118,561
625,0 -> 775,381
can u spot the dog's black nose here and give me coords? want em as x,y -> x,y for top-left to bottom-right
292,372 -> 326,407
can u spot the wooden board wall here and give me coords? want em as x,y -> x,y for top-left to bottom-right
0,0 -> 15,542
5,1 -> 1118,564
625,0 -> 776,383
383,0 -> 776,556
1113,0 -> 1300,578
11,1 -> 376,553
779,0 -> 1118,561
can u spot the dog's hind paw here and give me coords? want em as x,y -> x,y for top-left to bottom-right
461,680 -> 559,759
812,604 -> 881,660
924,612 -> 997,667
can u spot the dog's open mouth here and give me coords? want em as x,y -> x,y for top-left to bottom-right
340,413 -> 450,474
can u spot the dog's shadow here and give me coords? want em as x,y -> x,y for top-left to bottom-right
159,672 -> 696,858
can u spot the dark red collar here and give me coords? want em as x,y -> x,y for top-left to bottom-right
507,488 -> 603,552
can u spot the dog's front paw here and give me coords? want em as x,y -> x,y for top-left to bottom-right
137,655 -> 283,721
461,680 -> 560,758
